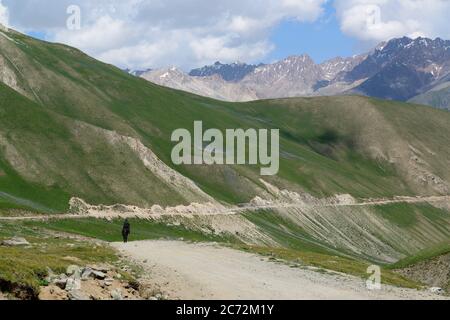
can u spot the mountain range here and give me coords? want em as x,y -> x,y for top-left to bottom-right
189,61 -> 262,82
2,25 -> 450,290
141,67 -> 259,102
136,37 -> 450,110
1,25 -> 449,210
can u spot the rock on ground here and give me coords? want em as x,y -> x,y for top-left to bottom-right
1,237 -> 30,246
38,286 -> 68,300
39,264 -> 141,300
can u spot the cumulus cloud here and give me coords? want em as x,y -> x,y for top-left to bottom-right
0,0 -> 9,27
1,0 -> 326,69
4,0 -> 448,70
334,0 -> 450,43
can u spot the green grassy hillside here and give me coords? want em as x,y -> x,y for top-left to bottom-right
0,82 -> 201,211
0,27 -> 450,213
2,28 -> 450,296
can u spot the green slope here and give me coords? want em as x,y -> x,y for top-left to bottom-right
0,82 -> 194,211
1,28 -> 450,212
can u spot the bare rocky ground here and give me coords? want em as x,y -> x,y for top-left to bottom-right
395,253 -> 450,292
113,240 -> 447,300
0,258 -> 165,301
37,264 -> 140,301
0,231 -> 164,300
2,193 -> 449,265
2,189 -> 449,300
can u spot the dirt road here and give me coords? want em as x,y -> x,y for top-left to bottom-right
112,240 -> 445,300
1,195 -> 449,222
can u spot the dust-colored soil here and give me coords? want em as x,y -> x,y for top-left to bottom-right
2,194 -> 449,265
112,240 -> 446,300
1,195 -> 449,222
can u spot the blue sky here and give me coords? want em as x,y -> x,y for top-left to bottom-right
26,14 -> 362,66
26,31 -> 47,41
28,17 -> 361,65
268,4 -> 359,64
1,0 -> 450,70
21,2 -> 365,67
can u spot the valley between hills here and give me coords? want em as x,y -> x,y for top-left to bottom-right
1,26 -> 450,300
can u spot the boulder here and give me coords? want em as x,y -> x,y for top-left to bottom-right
92,270 -> 107,280
53,276 -> 68,289
111,289 -> 122,300
65,278 -> 81,291
81,267 -> 107,280
104,278 -> 114,286
66,265 -> 82,278
68,290 -> 90,301
1,237 -> 30,247
430,287 -> 444,295
81,268 -> 94,280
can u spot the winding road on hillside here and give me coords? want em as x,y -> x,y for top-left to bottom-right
1,195 -> 449,221
112,240 -> 445,300
2,196 -> 449,300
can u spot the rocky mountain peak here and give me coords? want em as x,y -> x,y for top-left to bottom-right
131,36 -> 450,108
189,61 -> 260,82
319,55 -> 367,81
250,54 -> 318,78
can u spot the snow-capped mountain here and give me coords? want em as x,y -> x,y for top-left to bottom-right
138,54 -> 364,101
131,37 -> 450,109
348,37 -> 450,101
241,55 -> 323,98
239,54 -> 367,99
141,67 -> 258,102
319,56 -> 367,81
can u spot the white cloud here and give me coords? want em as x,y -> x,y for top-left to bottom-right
334,0 -> 450,43
0,0 -> 9,27
1,0 -> 327,70
190,36 -> 274,63
54,15 -> 131,53
282,0 -> 326,21
5,0 -> 448,69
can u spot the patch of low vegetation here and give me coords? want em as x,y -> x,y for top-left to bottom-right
374,203 -> 450,233
28,218 -> 237,244
0,222 -> 117,299
388,243 -> 450,294
389,243 -> 450,270
237,245 -> 421,289
374,203 -> 418,228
